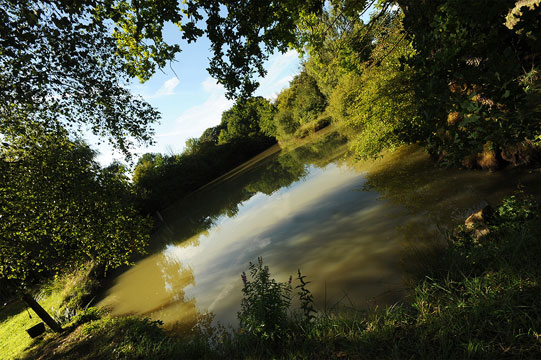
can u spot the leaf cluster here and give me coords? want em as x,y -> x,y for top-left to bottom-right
238,257 -> 293,342
218,96 -> 277,143
274,70 -> 327,140
399,0 -> 541,163
0,125 -> 152,288
0,0 -> 160,154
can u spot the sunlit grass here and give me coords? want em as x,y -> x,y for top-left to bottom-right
0,291 -> 64,360
0,263 -> 100,360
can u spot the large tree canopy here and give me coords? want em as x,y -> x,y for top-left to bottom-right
0,124 -> 151,288
396,0 -> 541,164
218,96 -> 277,142
197,0 -> 325,98
0,0 -> 162,154
0,0 -> 330,131
107,0 -> 328,98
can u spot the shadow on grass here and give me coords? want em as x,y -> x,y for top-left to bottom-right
20,316 -> 217,360
0,299 -> 26,324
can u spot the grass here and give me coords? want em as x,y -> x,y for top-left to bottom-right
3,194 -> 541,359
0,291 -> 64,360
18,315 -> 220,360
0,263 -> 102,360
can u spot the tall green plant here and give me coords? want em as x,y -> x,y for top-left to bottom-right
238,257 -> 292,342
296,269 -> 316,324
238,257 -> 318,346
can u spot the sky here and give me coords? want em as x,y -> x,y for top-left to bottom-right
94,23 -> 302,166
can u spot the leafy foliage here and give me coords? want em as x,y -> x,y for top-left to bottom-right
0,125 -> 152,288
328,12 -> 419,159
197,0 -> 324,98
133,136 -> 276,213
274,70 -> 327,140
238,257 -> 292,342
258,0 -> 541,165
218,97 -> 277,142
0,0 -> 160,154
398,0 -> 541,164
299,0 -> 376,95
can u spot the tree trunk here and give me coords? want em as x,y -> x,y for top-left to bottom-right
21,292 -> 62,333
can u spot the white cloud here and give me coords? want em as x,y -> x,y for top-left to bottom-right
266,74 -> 295,101
155,77 -> 234,150
156,52 -> 300,150
146,77 -> 180,99
176,78 -> 232,136
256,50 -> 300,98
163,77 -> 180,92
201,76 -> 222,93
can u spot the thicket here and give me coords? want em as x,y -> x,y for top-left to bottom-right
0,124 -> 152,302
273,71 -> 330,141
400,0 -> 541,168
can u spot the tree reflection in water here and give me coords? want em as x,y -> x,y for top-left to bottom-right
99,131 -> 541,327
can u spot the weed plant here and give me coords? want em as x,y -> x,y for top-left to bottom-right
237,257 -> 292,343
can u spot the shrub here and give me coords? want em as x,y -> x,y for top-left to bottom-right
238,257 -> 293,342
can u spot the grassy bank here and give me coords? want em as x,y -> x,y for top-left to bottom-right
0,264 -> 102,360
0,293 -> 64,359
3,194 -> 540,359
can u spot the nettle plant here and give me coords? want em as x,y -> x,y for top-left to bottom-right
238,257 -> 316,342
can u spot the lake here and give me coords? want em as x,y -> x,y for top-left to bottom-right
98,131 -> 541,328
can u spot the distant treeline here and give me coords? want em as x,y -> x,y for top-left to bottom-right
134,1 -> 541,212
133,97 -> 278,213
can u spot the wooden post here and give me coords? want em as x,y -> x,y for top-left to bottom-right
21,293 -> 62,333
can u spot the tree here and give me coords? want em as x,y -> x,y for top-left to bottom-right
396,0 -> 541,165
273,70 -> 327,139
2,0 -> 393,133
0,125 -> 152,331
0,0 -> 162,331
197,0 -> 325,98
0,0 -> 327,104
218,97 -> 277,143
200,124 -> 226,145
327,10 -> 419,159
297,0 -> 376,96
301,0 -> 398,95
0,0 -> 161,155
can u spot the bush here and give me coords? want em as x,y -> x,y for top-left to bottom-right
238,257 -> 292,342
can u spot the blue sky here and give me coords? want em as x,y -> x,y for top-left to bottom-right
94,23 -> 302,165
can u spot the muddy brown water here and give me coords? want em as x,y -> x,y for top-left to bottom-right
98,132 -> 541,327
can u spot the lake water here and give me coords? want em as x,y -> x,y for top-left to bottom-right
98,131 -> 541,328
